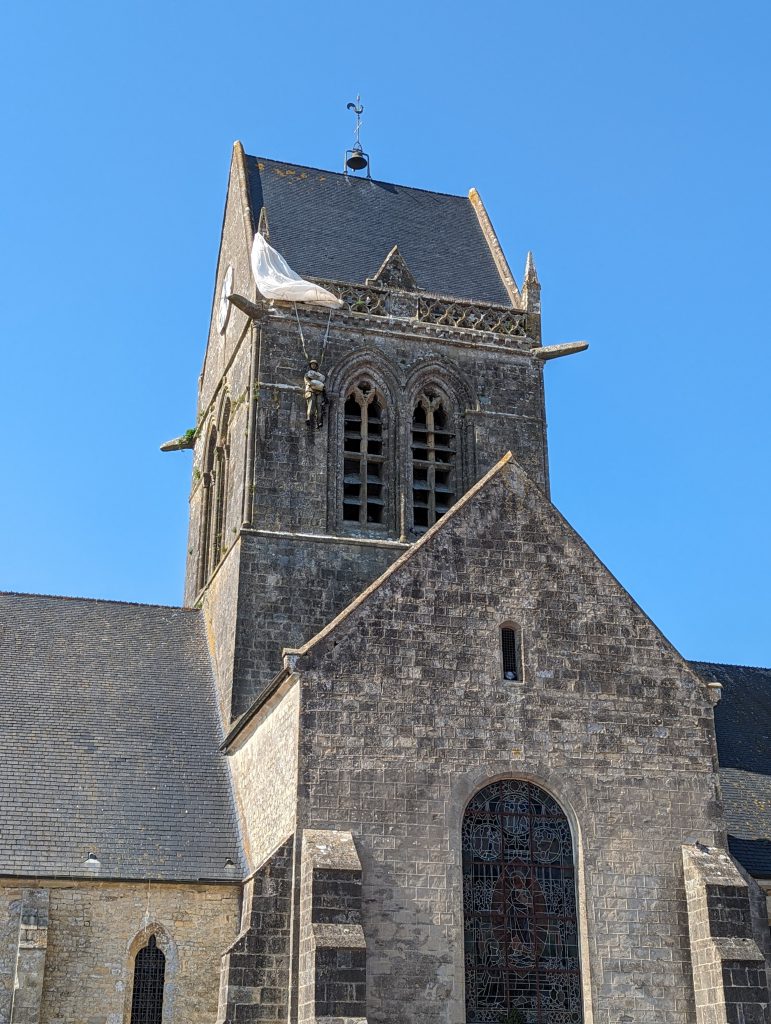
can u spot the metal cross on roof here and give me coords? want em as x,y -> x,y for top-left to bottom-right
347,95 -> 364,146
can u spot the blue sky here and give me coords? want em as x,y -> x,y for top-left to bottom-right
0,0 -> 768,665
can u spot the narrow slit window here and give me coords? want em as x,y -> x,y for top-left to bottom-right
411,390 -> 456,533
130,934 -> 166,1024
342,381 -> 386,527
501,627 -> 519,680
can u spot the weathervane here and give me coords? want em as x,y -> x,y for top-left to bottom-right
344,95 -> 370,177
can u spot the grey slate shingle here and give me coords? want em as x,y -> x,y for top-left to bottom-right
245,155 -> 513,306
691,660 -> 771,877
0,592 -> 243,882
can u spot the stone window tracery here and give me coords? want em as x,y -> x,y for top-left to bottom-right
411,389 -> 456,533
463,780 -> 583,1023
343,380 -> 386,526
129,934 -> 165,1024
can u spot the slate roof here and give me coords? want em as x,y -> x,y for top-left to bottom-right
691,661 -> 771,877
244,155 -> 513,306
0,589 -> 767,884
0,592 -> 243,882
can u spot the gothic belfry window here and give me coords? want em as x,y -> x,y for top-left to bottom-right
212,399 -> 230,566
462,780 -> 583,1023
129,934 -> 165,1024
343,380 -> 386,526
411,389 -> 456,533
198,425 -> 218,591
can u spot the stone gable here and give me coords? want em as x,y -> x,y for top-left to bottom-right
286,453 -> 728,1024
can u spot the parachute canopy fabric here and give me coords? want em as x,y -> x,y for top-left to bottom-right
250,233 -> 343,308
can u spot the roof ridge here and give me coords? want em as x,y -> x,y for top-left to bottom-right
247,153 -> 473,202
690,659 -> 771,672
0,590 -> 196,613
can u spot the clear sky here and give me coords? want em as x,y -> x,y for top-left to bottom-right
0,0 -> 768,666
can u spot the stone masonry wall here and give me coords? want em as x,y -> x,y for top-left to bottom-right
683,844 -> 770,1024
298,830 -> 366,1024
229,681 -> 300,872
230,532 -> 403,717
184,143 -> 255,608
249,309 -> 550,539
291,458 -> 728,1024
217,838 -> 294,1024
201,538 -> 243,725
0,881 -> 240,1024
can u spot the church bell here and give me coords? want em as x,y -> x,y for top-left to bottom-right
345,145 -> 369,173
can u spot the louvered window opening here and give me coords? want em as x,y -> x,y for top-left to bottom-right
502,628 -> 519,680
412,392 -> 455,532
130,935 -> 166,1024
343,382 -> 385,526
463,780 -> 583,1023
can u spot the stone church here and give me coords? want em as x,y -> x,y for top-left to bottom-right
0,141 -> 769,1024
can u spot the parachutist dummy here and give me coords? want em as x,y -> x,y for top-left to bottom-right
304,360 -> 327,428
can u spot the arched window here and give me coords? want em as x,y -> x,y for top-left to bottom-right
198,425 -> 218,592
343,380 -> 386,526
462,780 -> 582,1023
411,389 -> 456,533
130,934 -> 165,1024
501,626 -> 520,681
212,400 -> 230,566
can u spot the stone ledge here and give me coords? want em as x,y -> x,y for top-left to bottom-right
312,923 -> 366,949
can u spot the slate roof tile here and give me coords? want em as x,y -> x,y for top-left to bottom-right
691,660 -> 771,877
245,156 -> 513,306
0,592 -> 244,882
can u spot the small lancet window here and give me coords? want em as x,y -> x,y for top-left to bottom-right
212,400 -> 230,566
343,380 -> 386,526
501,626 -> 519,681
411,390 -> 456,533
130,934 -> 165,1024
198,426 -> 218,592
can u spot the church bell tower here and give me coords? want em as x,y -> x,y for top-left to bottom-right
185,142 -> 579,725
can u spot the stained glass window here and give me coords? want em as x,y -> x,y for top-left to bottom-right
462,780 -> 583,1024
130,934 -> 165,1024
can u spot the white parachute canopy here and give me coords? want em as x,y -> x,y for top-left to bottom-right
250,233 -> 343,308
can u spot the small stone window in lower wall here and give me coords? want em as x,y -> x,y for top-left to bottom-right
501,626 -> 520,681
130,934 -> 166,1024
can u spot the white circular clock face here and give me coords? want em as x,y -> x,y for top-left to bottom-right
217,264 -> 234,334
